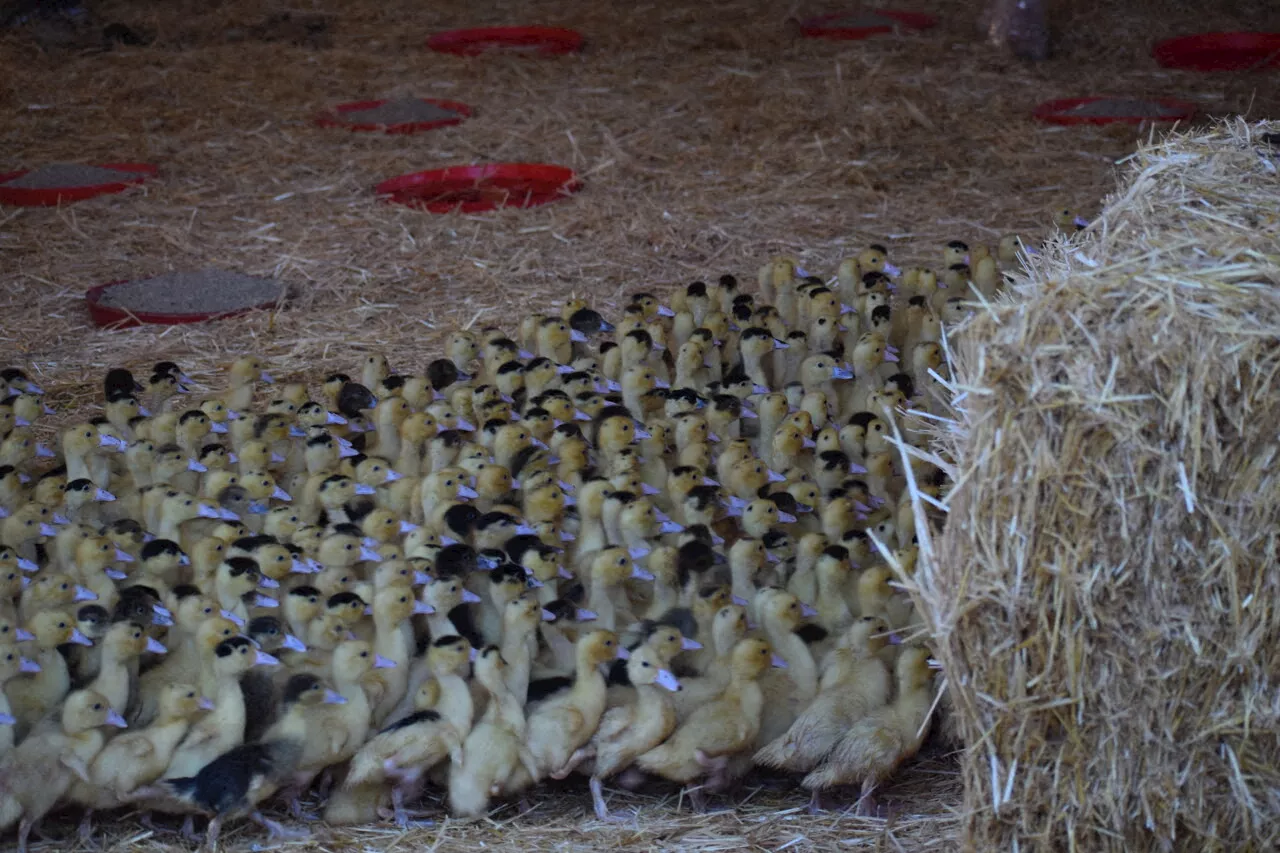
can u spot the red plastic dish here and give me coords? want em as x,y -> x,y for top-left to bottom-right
0,163 -> 156,207
314,98 -> 473,134
799,9 -> 936,40
84,278 -> 284,329
426,26 -> 583,56
1153,32 -> 1280,72
376,163 -> 583,214
1033,96 -> 1198,126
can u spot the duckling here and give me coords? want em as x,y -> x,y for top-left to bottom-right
88,620 -> 166,715
0,644 -> 40,753
583,644 -> 681,819
524,629 -> 621,780
755,616 -> 892,780
283,640 -> 393,815
70,683 -> 210,840
7,609 -> 88,737
449,645 -> 539,818
367,586 -> 432,727
0,689 -> 126,853
635,637 -> 780,809
148,673 -> 338,847
801,646 -> 936,815
162,636 -> 278,779
329,668 -> 466,828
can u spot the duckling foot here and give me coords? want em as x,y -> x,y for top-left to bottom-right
287,794 -> 319,822
806,790 -> 827,815
251,812 -> 310,841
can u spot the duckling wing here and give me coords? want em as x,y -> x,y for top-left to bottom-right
593,704 -> 635,744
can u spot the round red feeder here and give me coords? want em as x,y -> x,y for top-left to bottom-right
85,278 -> 283,329
0,163 -> 157,207
799,9 -> 936,40
426,26 -> 583,56
376,163 -> 582,214
1033,96 -> 1198,126
1153,32 -> 1280,72
314,98 -> 473,134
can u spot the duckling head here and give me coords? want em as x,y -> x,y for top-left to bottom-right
591,547 -> 638,588
63,688 -> 126,734
579,629 -> 622,667
230,356 -> 269,387
730,637 -> 777,681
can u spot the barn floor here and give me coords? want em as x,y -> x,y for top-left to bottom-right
1,0 -> 1277,849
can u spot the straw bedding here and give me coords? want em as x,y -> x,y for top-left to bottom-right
1,0 -> 1278,849
904,117 -> 1280,852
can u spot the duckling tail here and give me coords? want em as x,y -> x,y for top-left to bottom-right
447,767 -> 491,819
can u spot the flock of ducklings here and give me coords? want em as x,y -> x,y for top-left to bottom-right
0,228 -> 1049,850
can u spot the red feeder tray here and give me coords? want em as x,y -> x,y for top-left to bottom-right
427,26 -> 583,56
0,163 -> 157,207
85,277 -> 284,329
1033,96 -> 1198,126
799,9 -> 936,40
1154,32 -> 1280,72
376,163 -> 582,214
314,98 -> 474,134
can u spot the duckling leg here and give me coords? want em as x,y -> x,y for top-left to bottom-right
385,787 -> 436,829
806,789 -> 827,815
77,809 -> 95,846
204,815 -> 223,849
549,746 -> 594,780
684,784 -> 709,814
16,817 -> 33,853
180,814 -> 201,843
854,779 -> 879,818
250,811 -> 310,841
589,776 -> 631,823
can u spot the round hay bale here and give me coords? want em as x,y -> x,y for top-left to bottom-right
904,119 -> 1280,852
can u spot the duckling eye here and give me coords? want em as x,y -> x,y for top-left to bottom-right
360,651 -> 369,658
641,660 -> 650,668
445,480 -> 453,486
185,500 -> 193,506
345,544 -> 353,551
60,583 -> 69,591
58,621 -> 67,629
134,632 -> 142,639
187,691 -> 195,698
94,703 -> 103,711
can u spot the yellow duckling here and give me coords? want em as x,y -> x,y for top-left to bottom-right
331,636 -> 474,827
754,616 -> 893,785
0,688 -> 127,853
635,637 -> 781,810
449,645 -> 540,818
801,646 -> 936,815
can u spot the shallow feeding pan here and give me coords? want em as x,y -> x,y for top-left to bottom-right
0,162 -> 156,207
85,268 -> 286,329
1153,32 -> 1280,72
1033,96 -> 1197,125
799,9 -> 936,40
426,26 -> 583,56
376,163 -> 582,214
314,97 -> 473,134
